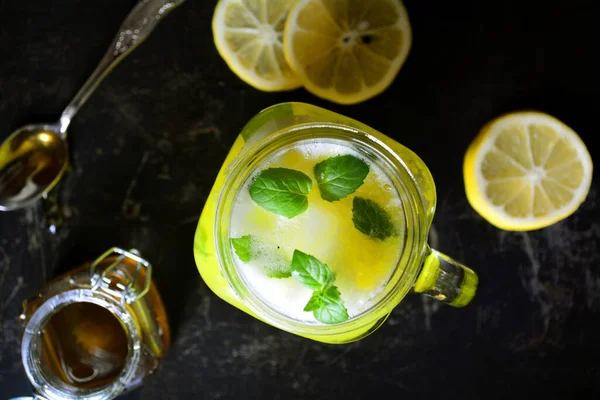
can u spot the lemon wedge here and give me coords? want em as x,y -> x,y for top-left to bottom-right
464,111 -> 593,231
212,0 -> 301,91
283,0 -> 412,104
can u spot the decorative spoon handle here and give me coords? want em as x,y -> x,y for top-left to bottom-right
59,0 -> 186,133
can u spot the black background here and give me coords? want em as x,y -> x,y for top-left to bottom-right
1,0 -> 600,399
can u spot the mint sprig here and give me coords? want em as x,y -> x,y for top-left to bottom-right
314,155 -> 369,201
304,286 -> 349,324
249,167 -> 312,218
352,197 -> 396,240
290,250 -> 348,324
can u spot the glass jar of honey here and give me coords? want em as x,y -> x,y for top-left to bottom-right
16,247 -> 171,400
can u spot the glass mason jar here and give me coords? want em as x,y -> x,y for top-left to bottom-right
194,102 -> 478,344
16,247 -> 170,400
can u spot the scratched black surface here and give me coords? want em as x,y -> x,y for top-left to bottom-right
1,0 -> 600,399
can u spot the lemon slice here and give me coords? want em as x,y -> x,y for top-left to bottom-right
212,0 -> 301,91
464,111 -> 593,231
283,0 -> 412,105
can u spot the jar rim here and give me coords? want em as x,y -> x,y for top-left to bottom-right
21,289 -> 141,400
214,123 -> 427,339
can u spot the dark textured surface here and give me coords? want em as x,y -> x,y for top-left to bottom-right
1,0 -> 600,398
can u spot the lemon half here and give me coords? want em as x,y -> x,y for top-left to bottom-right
283,0 -> 412,104
212,0 -> 301,91
464,111 -> 593,231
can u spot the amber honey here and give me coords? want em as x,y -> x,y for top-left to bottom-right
20,247 -> 170,400
41,302 -> 129,389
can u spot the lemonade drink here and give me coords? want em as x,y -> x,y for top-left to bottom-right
230,141 -> 404,323
194,103 -> 477,343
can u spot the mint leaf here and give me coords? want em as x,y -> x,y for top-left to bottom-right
231,235 -> 253,262
303,291 -> 324,312
249,168 -> 312,218
263,246 -> 292,278
291,251 -> 349,324
314,155 -> 370,201
305,285 -> 349,324
231,235 -> 292,278
352,197 -> 396,240
290,250 -> 334,290
266,269 -> 292,279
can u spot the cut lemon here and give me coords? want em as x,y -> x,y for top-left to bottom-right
464,111 -> 593,231
212,0 -> 301,91
283,0 -> 412,105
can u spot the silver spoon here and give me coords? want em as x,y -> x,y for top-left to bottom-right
0,0 -> 186,211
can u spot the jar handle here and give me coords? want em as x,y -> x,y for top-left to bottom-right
412,246 -> 478,307
89,247 -> 152,304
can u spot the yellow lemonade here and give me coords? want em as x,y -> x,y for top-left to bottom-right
230,141 -> 404,322
194,103 -> 477,343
